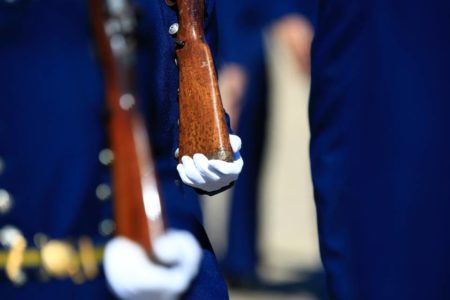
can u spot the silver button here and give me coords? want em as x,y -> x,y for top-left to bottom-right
96,184 -> 112,201
99,149 -> 114,166
0,225 -> 22,248
168,23 -> 179,35
33,233 -> 49,248
119,93 -> 135,110
0,189 -> 13,215
99,219 -> 116,236
0,157 -> 5,174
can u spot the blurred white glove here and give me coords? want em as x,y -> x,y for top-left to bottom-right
176,134 -> 244,193
104,230 -> 202,300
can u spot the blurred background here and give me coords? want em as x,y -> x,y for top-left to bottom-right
203,3 -> 327,298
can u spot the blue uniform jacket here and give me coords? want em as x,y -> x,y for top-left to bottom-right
0,0 -> 228,299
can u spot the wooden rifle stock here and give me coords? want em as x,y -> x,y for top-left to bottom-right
90,0 -> 165,257
176,0 -> 234,162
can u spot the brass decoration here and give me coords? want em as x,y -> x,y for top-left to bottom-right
0,234 -> 104,283
78,237 -> 99,279
6,235 -> 27,285
40,240 -> 80,279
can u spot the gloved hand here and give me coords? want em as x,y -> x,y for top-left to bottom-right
176,134 -> 244,193
104,230 -> 202,300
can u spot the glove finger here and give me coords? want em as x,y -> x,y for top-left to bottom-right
229,134 -> 242,153
181,156 -> 206,185
177,164 -> 194,186
153,231 -> 202,293
154,230 -> 201,269
178,158 -> 223,192
137,262 -> 192,298
208,156 -> 244,176
104,237 -> 197,300
174,148 -> 179,159
193,154 -> 221,181
104,238 -> 164,298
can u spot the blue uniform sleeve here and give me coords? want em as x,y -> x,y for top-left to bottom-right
216,0 -> 266,71
268,0 -> 318,27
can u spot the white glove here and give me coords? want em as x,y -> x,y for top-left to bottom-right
176,134 -> 244,193
104,230 -> 202,300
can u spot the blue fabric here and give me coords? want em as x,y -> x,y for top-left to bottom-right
0,276 -> 114,300
311,1 -> 450,299
0,0 -> 228,298
268,0 -> 317,27
216,0 -> 266,71
216,0 -> 316,70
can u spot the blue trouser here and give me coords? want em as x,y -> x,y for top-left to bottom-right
311,1 -> 450,299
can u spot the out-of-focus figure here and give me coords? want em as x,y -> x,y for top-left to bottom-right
0,0 -> 238,299
216,0 -> 317,287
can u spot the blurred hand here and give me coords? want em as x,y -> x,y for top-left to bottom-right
104,230 -> 201,300
176,134 -> 244,193
271,14 -> 313,73
218,64 -> 247,131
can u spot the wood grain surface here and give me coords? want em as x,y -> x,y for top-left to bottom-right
176,0 -> 234,162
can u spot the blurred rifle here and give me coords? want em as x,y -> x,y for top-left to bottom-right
90,0 -> 165,258
175,0 -> 234,162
